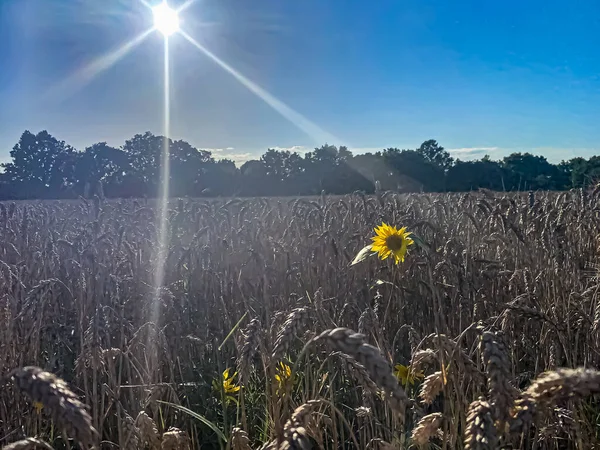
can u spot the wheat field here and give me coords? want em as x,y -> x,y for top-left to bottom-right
1,190 -> 600,449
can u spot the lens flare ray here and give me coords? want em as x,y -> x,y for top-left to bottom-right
177,0 -> 196,14
151,36 -> 171,340
46,28 -> 154,101
179,30 -> 342,145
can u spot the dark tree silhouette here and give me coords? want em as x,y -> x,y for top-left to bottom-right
502,152 -> 567,190
416,139 -> 454,170
0,130 -> 594,200
73,142 -> 129,198
1,130 -> 76,199
382,148 -> 444,192
447,158 -> 506,191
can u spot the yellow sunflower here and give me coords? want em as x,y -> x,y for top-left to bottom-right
371,223 -> 414,264
393,364 -> 424,386
274,362 -> 292,386
213,368 -> 240,397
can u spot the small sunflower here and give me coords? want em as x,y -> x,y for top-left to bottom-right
393,364 -> 424,386
213,368 -> 240,403
273,362 -> 294,395
274,362 -> 292,386
371,223 -> 414,264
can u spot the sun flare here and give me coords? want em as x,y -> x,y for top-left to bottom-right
152,2 -> 180,36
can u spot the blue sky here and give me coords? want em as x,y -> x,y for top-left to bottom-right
1,0 -> 600,165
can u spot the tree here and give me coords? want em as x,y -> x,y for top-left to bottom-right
560,157 -> 600,189
0,130 -> 591,199
169,139 -> 214,197
416,139 -> 454,171
382,148 -> 445,192
353,153 -> 397,190
1,130 -> 76,198
121,132 -> 214,197
202,159 -> 240,196
502,153 -> 568,190
239,160 -> 270,196
121,132 -> 164,194
257,149 -> 306,195
73,142 -> 129,197
447,158 -> 506,191
302,145 -> 373,194
304,144 -> 351,166
261,149 -> 305,181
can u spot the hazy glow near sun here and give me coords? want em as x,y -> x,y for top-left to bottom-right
153,2 -> 180,36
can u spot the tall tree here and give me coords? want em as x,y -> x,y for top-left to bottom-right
121,132 -> 164,194
73,142 -> 129,197
382,148 -> 445,192
169,139 -> 214,197
121,132 -> 214,197
261,149 -> 305,181
240,160 -> 270,196
447,158 -> 506,191
502,152 -> 568,190
1,130 -> 76,198
202,159 -> 240,196
303,144 -> 372,194
416,139 -> 454,170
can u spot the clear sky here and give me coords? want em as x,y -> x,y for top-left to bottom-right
1,0 -> 600,165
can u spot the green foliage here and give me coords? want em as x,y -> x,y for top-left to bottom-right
1,130 -> 599,200
1,130 -> 76,198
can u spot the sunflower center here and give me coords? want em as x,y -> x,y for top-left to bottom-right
385,234 -> 405,252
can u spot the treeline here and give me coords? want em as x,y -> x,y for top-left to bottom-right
0,130 -> 598,200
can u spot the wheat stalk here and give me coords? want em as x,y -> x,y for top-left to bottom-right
411,412 -> 443,447
2,438 -> 54,450
314,328 -> 408,419
419,371 -> 444,405
480,330 -> 516,425
136,410 -> 161,450
9,366 -> 97,449
464,398 -> 498,450
231,427 -> 252,450
272,307 -> 311,361
161,427 -> 191,450
238,318 -> 262,380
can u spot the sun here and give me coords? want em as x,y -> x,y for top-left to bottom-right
152,2 -> 180,36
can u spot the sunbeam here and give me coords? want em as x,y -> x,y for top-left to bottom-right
150,36 -> 172,365
46,27 -> 155,101
177,0 -> 197,14
179,29 -> 342,146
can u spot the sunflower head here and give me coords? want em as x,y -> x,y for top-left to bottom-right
213,368 -> 240,401
274,362 -> 292,386
371,223 -> 414,264
393,364 -> 424,386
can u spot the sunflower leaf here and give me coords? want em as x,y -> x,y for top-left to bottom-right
157,401 -> 227,442
350,244 -> 374,266
410,233 -> 431,254
372,279 -> 397,289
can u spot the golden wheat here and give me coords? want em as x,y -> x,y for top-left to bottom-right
1,192 -> 600,448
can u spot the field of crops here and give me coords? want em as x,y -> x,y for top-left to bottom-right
1,190 -> 600,449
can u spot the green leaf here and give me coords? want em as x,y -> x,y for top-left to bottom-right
351,244 -> 374,266
410,234 -> 431,254
157,401 -> 227,442
218,312 -> 248,351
